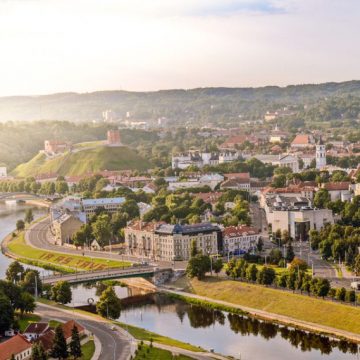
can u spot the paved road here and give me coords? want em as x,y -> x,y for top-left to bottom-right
26,218 -> 187,269
36,303 -> 133,360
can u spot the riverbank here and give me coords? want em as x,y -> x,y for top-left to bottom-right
2,230 -> 131,273
161,277 -> 360,343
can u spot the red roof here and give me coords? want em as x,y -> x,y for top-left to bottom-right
24,322 -> 49,335
62,320 -> 85,340
126,220 -> 164,232
195,192 -> 222,204
223,225 -> 259,238
37,329 -> 55,351
323,182 -> 350,191
0,334 -> 31,360
291,134 -> 312,146
224,173 -> 250,181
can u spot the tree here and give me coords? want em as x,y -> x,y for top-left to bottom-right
51,281 -> 72,304
345,290 -> 356,303
31,342 -> 47,360
285,243 -> 295,262
289,257 -> 308,272
282,230 -> 291,244
96,286 -> 122,319
354,254 -> 360,276
315,278 -> 330,298
91,214 -> 112,249
336,287 -> 346,301
24,208 -> 34,224
212,258 -> 223,275
18,292 -> 36,315
51,325 -> 68,359
69,325 -> 82,359
257,237 -> 264,252
6,261 -> 24,283
0,295 -> 14,334
246,264 -> 258,282
190,239 -> 198,258
186,254 -> 211,280
257,267 -> 276,285
16,219 -> 25,232
314,189 -> 330,209
55,181 -> 69,195
269,248 -> 282,264
21,270 -> 42,296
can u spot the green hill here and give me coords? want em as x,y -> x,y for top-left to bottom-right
12,145 -> 151,178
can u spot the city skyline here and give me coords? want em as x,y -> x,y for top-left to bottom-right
0,0 -> 359,96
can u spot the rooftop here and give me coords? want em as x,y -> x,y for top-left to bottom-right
155,222 -> 220,235
24,322 -> 49,334
82,197 -> 125,207
0,334 -> 31,360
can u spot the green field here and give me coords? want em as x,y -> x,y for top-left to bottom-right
114,322 -> 203,352
134,344 -> 195,360
189,277 -> 360,334
12,145 -> 151,177
80,340 -> 95,360
7,232 -> 130,272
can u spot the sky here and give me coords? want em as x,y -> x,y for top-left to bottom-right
0,0 -> 359,96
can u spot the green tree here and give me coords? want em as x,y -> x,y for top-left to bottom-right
18,292 -> 36,315
51,325 -> 68,360
212,258 -> 223,275
246,263 -> 258,282
315,278 -> 330,298
31,342 -> 48,360
257,267 -> 276,285
6,261 -> 24,283
96,286 -> 122,319
0,294 -> 14,334
16,219 -> 25,232
336,287 -> 346,301
354,254 -> 360,275
51,281 -> 72,304
24,208 -> 34,223
21,270 -> 42,296
91,214 -> 112,249
55,181 -> 69,195
345,290 -> 356,303
190,239 -> 198,258
69,325 -> 82,359
314,189 -> 331,209
186,254 -> 211,280
285,243 -> 295,262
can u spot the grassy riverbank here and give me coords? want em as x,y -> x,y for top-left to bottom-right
6,232 -> 130,272
187,277 -> 360,335
134,344 -> 195,360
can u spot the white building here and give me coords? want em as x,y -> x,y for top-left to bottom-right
264,195 -> 334,241
254,154 -> 299,173
316,138 -> 327,169
82,197 -> 125,219
0,166 -> 7,177
222,225 -> 260,256
321,182 -> 352,202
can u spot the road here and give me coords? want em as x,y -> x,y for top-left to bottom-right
26,218 -> 188,269
36,303 -> 133,360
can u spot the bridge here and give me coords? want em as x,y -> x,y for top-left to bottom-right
42,266 -> 172,285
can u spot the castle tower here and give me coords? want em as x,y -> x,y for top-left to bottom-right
107,129 -> 121,146
316,136 -> 326,169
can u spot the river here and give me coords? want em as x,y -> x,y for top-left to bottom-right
0,201 -> 49,278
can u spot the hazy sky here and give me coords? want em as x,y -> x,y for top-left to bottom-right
0,0 -> 359,96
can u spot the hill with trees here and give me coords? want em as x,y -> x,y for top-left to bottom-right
12,145 -> 151,177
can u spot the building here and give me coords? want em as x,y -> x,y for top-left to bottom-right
154,223 -> 222,261
107,129 -> 121,146
321,182 -> 352,202
316,137 -> 326,169
171,150 -> 220,169
61,320 -> 85,344
82,197 -> 125,219
102,109 -> 116,122
291,134 -> 315,149
263,195 -> 334,240
23,322 -> 49,341
0,334 -> 32,360
222,225 -> 260,256
220,178 -> 250,191
269,124 -> 288,143
254,154 -> 299,173
264,108 -> 296,122
44,140 -> 70,154
52,214 -> 84,245
0,166 -> 7,177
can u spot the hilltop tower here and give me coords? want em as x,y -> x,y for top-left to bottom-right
107,129 -> 121,146
316,136 -> 326,169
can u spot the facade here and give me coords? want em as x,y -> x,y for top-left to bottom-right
125,221 -> 222,261
0,166 -> 7,177
222,225 -> 260,256
52,214 -> 84,245
316,138 -> 327,169
23,322 -> 49,341
0,334 -> 32,360
321,182 -> 352,202
263,195 -> 334,240
290,134 -> 315,149
44,140 -> 70,154
82,197 -> 125,219
255,154 -> 299,173
107,129 -> 121,146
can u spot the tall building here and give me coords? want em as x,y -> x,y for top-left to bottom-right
316,137 -> 326,169
107,129 -> 121,146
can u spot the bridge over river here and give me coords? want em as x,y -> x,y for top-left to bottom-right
42,266 -> 172,285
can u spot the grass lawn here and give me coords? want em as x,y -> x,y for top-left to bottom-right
134,344 -> 195,360
7,232 -> 130,272
80,340 -> 95,360
17,313 -> 41,332
190,277 -> 360,334
114,322 -> 203,352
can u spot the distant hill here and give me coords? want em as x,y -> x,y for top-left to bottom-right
1,80 -> 360,123
12,145 -> 151,178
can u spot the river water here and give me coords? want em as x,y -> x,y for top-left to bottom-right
0,202 -> 359,359
0,201 -> 48,278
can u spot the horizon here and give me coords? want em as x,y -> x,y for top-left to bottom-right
1,0 -> 360,96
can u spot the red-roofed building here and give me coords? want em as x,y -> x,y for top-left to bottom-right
0,334 -> 32,360
224,173 -> 250,181
61,320 -> 85,344
222,225 -> 260,255
291,134 -> 315,149
220,135 -> 259,150
24,322 -> 49,341
321,182 -> 352,201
